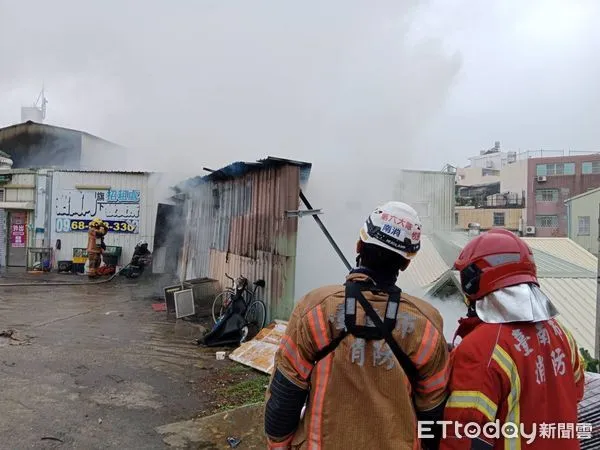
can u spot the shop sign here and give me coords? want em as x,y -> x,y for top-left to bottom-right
54,189 -> 141,234
10,212 -> 27,248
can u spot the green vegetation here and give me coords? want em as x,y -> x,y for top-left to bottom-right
225,375 -> 269,403
580,347 -> 599,373
215,369 -> 269,413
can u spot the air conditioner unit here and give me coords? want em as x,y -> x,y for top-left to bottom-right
525,226 -> 536,235
536,176 -> 547,182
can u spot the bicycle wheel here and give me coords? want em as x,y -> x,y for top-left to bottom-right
244,299 -> 267,332
212,289 -> 234,324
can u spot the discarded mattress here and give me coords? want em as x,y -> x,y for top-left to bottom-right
228,320 -> 288,374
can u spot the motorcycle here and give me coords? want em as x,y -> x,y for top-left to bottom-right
120,241 -> 153,279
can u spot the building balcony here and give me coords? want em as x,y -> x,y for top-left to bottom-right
455,195 -> 525,209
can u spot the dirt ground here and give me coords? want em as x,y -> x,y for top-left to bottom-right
0,271 -> 268,449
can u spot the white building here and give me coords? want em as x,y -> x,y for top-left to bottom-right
0,168 -> 157,270
565,186 -> 600,255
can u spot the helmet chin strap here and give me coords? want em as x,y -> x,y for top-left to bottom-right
466,303 -> 478,318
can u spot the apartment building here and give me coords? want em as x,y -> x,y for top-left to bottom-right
527,154 -> 600,237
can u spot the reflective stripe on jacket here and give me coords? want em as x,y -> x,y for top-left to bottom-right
440,318 -> 585,450
265,272 -> 450,449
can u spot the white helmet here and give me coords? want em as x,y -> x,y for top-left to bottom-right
358,201 -> 422,260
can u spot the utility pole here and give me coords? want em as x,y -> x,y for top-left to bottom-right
596,202 -> 600,360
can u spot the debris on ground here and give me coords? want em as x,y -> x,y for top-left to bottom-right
41,436 -> 64,443
227,436 -> 241,448
0,329 -> 32,346
156,403 -> 265,449
152,303 -> 167,312
228,321 -> 288,374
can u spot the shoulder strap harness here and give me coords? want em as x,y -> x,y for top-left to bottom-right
313,279 -> 420,392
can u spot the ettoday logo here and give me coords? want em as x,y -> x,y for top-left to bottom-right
418,421 -> 593,443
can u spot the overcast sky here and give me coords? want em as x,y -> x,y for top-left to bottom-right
2,0 -> 598,174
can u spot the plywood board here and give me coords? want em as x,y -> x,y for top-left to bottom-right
228,320 -> 288,374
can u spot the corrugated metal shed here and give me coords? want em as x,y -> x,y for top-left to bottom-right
579,372 -> 600,449
179,156 -> 312,321
394,170 -> 455,233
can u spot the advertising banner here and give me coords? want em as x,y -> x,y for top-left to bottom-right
54,189 -> 141,234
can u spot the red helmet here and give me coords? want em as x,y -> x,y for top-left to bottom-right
453,228 -> 538,301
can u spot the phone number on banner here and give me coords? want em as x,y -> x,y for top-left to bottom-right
55,218 -> 139,233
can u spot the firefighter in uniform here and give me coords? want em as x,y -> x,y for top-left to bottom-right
264,202 -> 450,449
87,217 -> 108,279
440,228 -> 585,449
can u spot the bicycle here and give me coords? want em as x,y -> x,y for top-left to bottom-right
211,273 -> 267,342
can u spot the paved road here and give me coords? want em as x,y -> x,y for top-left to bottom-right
0,274 -> 217,449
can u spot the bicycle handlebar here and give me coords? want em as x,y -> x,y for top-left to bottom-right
225,273 -> 234,282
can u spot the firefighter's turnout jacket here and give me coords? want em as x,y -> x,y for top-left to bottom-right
441,317 -> 585,449
265,272 -> 450,449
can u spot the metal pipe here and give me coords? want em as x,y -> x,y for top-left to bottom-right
0,264 -> 129,287
299,190 -> 352,271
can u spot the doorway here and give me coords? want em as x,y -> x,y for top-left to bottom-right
7,210 -> 28,267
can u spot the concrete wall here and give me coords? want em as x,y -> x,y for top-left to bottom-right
566,189 -> 600,255
455,207 -> 523,231
456,166 -> 500,186
500,160 -> 528,194
527,154 -> 600,237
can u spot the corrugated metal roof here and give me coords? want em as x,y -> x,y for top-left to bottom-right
579,372 -> 600,449
51,169 -> 153,174
178,157 -> 312,192
537,278 -> 596,354
398,235 -> 449,290
523,237 -> 598,273
446,232 -> 597,277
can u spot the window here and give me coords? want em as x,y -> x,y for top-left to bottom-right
536,189 -> 558,202
536,215 -> 558,228
493,212 -> 505,226
582,161 -> 600,174
578,216 -> 590,236
536,163 -> 575,176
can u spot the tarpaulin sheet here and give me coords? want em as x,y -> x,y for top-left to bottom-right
228,320 -> 288,374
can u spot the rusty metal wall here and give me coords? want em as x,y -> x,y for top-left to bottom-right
180,163 -> 301,321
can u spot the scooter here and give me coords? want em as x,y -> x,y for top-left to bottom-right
120,241 -> 153,279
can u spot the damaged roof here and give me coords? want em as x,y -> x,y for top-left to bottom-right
176,156 -> 312,192
203,156 -> 312,182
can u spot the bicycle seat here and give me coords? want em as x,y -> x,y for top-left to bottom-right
253,279 -> 266,288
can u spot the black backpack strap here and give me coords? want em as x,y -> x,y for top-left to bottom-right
345,281 -> 420,387
313,329 -> 348,363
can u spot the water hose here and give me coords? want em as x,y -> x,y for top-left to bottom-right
0,264 -> 131,287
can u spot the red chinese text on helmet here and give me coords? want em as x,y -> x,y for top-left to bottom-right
453,228 -> 538,301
